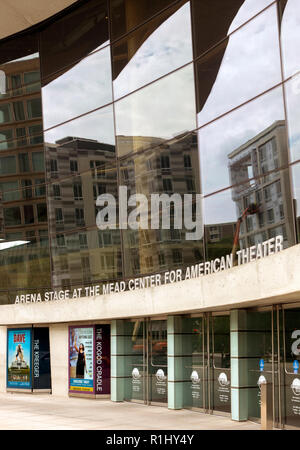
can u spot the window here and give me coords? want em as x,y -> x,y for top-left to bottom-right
27,98 -> 42,118
79,233 -> 88,248
53,184 -> 61,199
56,234 -> 65,247
0,156 -> 16,174
13,101 -> 25,121
279,204 -> 285,220
4,207 -> 21,226
163,178 -> 173,192
18,153 -> 30,172
158,252 -> 165,267
73,183 -> 83,200
0,129 -> 14,149
16,127 -> 27,147
28,124 -> 43,145
161,155 -> 170,169
24,205 -> 34,224
70,160 -> 78,173
21,180 -> 32,199
37,203 -> 47,222
184,154 -> 192,168
172,249 -> 182,264
0,181 -> 20,202
10,74 -> 22,95
186,178 -> 195,191
39,229 -> 48,247
55,208 -> 63,223
75,208 -> 85,226
50,159 -> 58,173
35,179 -> 46,196
24,72 -> 40,93
267,208 -> 275,224
32,152 -> 44,171
0,103 -> 11,123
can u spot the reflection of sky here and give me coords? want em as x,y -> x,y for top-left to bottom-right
228,0 -> 274,33
281,0 -> 300,79
44,105 -> 115,146
113,3 -> 193,99
42,43 -> 112,130
199,86 -> 284,197
115,64 -> 196,141
197,4 -> 281,127
204,191 -> 237,225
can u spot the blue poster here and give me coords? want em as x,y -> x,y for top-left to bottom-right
7,328 -> 32,389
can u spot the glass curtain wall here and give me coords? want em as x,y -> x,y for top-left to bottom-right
0,0 -> 299,302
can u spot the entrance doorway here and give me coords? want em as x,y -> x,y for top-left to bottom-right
183,312 -> 231,415
124,318 -> 168,405
247,304 -> 300,429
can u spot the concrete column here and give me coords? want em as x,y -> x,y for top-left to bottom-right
167,316 -> 184,410
110,320 -> 126,402
230,309 -> 249,421
49,323 -> 68,397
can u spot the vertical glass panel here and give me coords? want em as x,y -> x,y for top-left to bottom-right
40,0 -> 109,81
0,129 -> 14,149
191,0 -> 274,58
115,64 -> 196,156
124,320 -> 146,403
204,168 -> 295,264
112,1 -> 192,99
0,156 -> 16,174
280,0 -> 300,79
182,317 -> 206,410
245,310 -> 273,420
283,307 -> 300,428
212,315 -> 231,414
42,47 -> 113,129
199,87 -> 285,195
196,5 -> 281,123
119,132 -> 203,279
149,320 -> 168,404
110,0 -> 177,41
291,163 -> 300,242
283,76 -> 300,163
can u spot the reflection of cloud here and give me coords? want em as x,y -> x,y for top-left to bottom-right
44,105 -> 115,146
198,4 -> 281,128
199,87 -> 284,197
114,3 -> 193,99
281,0 -> 300,78
228,0 -> 273,33
42,43 -> 112,130
115,64 -> 196,143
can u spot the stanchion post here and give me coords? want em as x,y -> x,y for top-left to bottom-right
261,382 -> 273,430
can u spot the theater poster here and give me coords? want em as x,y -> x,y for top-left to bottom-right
7,328 -> 32,389
69,326 -> 94,394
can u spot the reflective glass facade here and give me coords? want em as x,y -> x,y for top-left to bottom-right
0,0 -> 300,305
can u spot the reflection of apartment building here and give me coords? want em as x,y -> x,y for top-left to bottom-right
45,137 -> 122,289
118,132 -> 203,276
228,121 -> 294,249
0,54 -> 50,296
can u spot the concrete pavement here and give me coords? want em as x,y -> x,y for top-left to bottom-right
0,392 -> 261,430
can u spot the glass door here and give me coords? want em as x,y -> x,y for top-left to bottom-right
211,314 -> 231,415
183,313 -> 231,415
124,318 -> 168,405
282,305 -> 300,429
148,319 -> 168,405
